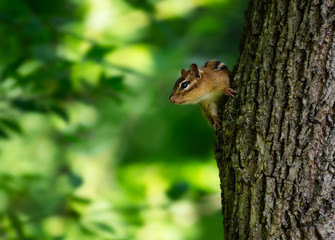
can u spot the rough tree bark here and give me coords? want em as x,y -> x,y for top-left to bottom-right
215,0 -> 335,239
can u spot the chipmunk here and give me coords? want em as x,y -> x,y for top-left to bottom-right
169,60 -> 237,130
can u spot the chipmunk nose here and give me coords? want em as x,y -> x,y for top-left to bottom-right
169,96 -> 176,103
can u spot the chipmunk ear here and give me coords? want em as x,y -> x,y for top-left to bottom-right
190,63 -> 200,78
181,68 -> 187,78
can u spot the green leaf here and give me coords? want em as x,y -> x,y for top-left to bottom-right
70,196 -> 91,205
67,209 -> 80,219
11,99 -> 45,113
85,44 -> 115,61
80,225 -> 95,235
100,75 -> 125,91
166,181 -> 190,200
8,213 -> 25,239
31,44 -> 56,62
63,134 -> 81,143
68,172 -> 83,188
51,106 -> 69,122
0,118 -> 22,134
0,128 -> 9,139
54,236 -> 65,240
123,0 -> 154,12
94,222 -> 115,234
2,57 -> 26,79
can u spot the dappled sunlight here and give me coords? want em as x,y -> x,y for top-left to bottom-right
43,216 -> 66,237
104,44 -> 155,76
155,0 -> 195,20
57,35 -> 91,61
0,114 -> 56,176
154,0 -> 229,20
0,0 -> 247,239
52,102 -> 99,132
84,0 -> 150,43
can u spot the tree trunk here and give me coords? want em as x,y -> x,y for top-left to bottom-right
215,0 -> 335,239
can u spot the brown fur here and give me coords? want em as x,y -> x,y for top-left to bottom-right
169,60 -> 237,130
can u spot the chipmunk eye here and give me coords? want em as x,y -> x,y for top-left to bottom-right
180,81 -> 189,89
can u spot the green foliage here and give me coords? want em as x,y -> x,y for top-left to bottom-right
0,0 -> 247,239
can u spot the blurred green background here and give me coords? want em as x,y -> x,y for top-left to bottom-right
0,0 -> 247,239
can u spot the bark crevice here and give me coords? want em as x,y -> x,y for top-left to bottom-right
216,0 -> 335,239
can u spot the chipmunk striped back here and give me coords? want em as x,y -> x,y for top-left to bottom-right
204,60 -> 228,71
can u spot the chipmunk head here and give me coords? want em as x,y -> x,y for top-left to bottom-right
169,63 -> 206,104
